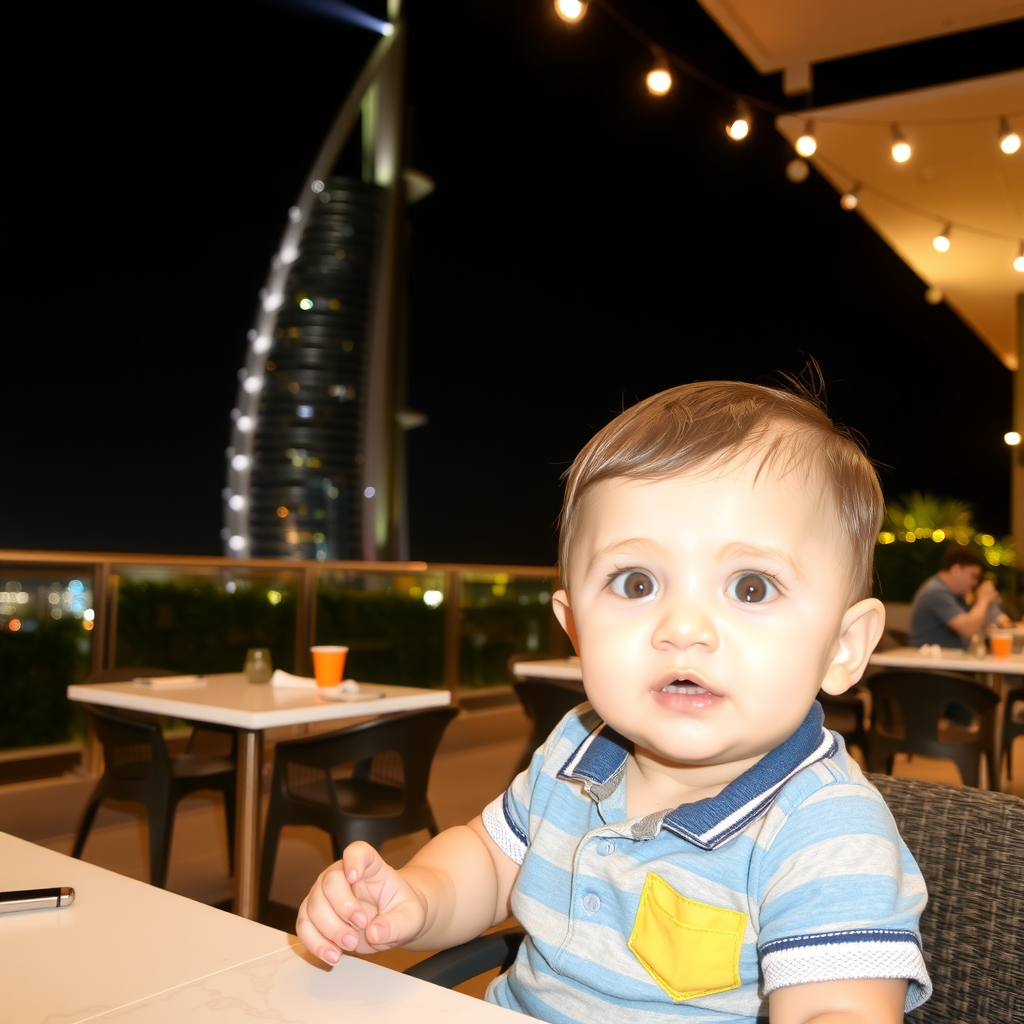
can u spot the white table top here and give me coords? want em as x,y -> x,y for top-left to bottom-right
86,944 -> 525,1023
3,832 -> 528,1024
511,658 -> 583,682
869,646 -> 1024,675
67,673 -> 451,729
2,831 -> 291,1023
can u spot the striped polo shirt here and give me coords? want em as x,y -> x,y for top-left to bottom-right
482,702 -> 931,1023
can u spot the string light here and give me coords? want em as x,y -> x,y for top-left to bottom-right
645,50 -> 672,96
725,101 -> 751,140
999,117 -> 1021,155
545,4 -> 1020,270
890,124 -> 911,163
786,158 -> 809,183
554,0 -> 587,24
794,122 -> 817,157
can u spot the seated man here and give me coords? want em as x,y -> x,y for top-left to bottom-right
908,548 -> 1009,648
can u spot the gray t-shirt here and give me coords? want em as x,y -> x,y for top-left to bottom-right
909,574 -> 969,648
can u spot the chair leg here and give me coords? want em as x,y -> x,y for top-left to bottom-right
147,799 -> 176,889
71,796 -> 103,859
951,752 -> 979,788
258,805 -> 285,922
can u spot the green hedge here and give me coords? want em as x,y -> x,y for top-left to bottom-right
0,619 -> 88,748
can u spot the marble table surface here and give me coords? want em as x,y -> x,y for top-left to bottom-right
3,832 -> 527,1023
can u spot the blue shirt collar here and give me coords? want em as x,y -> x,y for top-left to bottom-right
559,702 -> 837,850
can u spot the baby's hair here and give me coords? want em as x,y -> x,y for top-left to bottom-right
558,375 -> 884,601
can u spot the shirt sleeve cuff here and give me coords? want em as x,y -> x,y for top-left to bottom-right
481,790 -> 528,866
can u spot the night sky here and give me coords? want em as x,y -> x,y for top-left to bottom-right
6,1 -> 1023,566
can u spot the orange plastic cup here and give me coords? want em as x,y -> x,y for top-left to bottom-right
311,645 -> 349,687
989,633 -> 1012,658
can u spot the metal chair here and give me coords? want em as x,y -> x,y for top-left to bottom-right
72,706 -> 236,888
510,679 -> 585,778
258,705 -> 459,921
1001,685 -> 1024,780
404,777 -> 1024,1024
867,671 -> 999,787
817,685 -> 869,758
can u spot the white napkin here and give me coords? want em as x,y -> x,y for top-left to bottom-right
270,670 -> 359,693
132,675 -> 207,689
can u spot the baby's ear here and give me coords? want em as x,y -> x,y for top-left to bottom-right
552,590 -> 580,655
820,598 -> 885,695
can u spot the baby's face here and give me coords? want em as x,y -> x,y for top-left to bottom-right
553,457 -> 859,780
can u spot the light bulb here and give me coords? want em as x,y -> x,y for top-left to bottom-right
1015,243 -> 1024,272
840,186 -> 859,210
726,116 -> 749,140
725,101 -> 751,141
1005,432 -> 1022,446
932,226 -> 951,253
891,124 -> 911,163
785,158 -> 809,183
795,123 -> 817,157
646,66 -> 672,95
554,0 -> 587,22
998,118 -> 1021,155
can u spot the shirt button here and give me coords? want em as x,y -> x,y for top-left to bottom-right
582,893 -> 601,914
597,840 -> 614,856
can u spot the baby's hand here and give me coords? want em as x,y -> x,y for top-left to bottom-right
296,842 -> 427,963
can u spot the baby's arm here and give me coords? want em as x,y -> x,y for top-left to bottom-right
769,977 -> 908,1023
297,814 -> 518,964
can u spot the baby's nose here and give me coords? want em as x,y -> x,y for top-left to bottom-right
652,594 -> 718,649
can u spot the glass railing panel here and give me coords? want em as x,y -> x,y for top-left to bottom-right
114,564 -> 303,675
0,566 -> 95,749
459,571 -> 567,689
315,569 -> 446,688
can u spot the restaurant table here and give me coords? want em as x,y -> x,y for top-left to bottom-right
868,644 -> 1024,679
67,673 -> 451,919
2,831 -> 527,1024
510,657 -> 584,686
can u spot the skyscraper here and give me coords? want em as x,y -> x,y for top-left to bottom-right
223,15 -> 412,561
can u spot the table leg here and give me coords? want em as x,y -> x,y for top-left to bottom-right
233,728 -> 263,919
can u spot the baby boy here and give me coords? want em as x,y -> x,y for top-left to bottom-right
298,379 -> 931,1024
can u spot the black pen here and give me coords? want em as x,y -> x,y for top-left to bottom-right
0,887 -> 76,913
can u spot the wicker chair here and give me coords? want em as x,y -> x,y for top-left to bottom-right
405,776 -> 1024,1024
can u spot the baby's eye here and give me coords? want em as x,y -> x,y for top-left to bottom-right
728,573 -> 778,604
609,570 -> 658,599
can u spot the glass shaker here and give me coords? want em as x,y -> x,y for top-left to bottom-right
244,648 -> 273,684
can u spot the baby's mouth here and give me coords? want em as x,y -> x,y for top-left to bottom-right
660,682 -> 711,694
657,675 -> 721,698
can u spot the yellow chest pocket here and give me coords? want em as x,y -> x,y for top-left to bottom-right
627,872 -> 748,1001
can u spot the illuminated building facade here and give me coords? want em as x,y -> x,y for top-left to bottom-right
224,8 -> 417,561
232,181 -> 384,560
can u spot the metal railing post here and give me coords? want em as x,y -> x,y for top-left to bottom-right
442,569 -> 462,702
